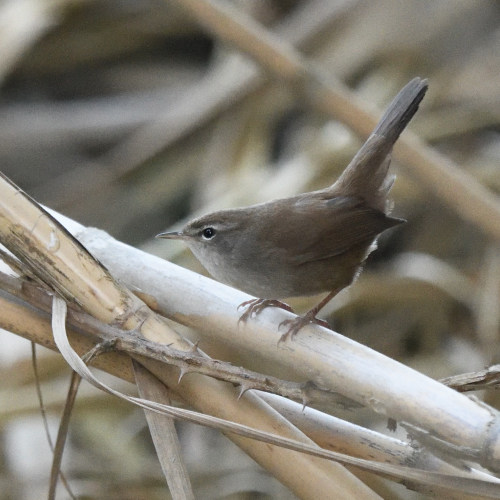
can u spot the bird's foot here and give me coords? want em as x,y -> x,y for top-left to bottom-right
278,313 -> 331,344
238,298 -> 293,324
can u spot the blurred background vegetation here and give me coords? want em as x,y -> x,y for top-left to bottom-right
0,0 -> 499,498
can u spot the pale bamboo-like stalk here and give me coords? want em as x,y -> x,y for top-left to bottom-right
133,361 -> 194,500
0,173 -> 377,499
0,290 -> 135,382
260,393 -> 500,495
58,213 -> 500,474
1,242 -> 499,497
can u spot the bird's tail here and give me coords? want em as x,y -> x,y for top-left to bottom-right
372,77 -> 428,143
331,77 -> 428,211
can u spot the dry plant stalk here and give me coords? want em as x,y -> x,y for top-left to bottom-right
0,269 -> 357,411
1,269 -> 498,493
0,176 -> 496,498
133,361 -> 195,500
51,295 -> 498,498
0,172 -> 376,499
69,215 -> 500,474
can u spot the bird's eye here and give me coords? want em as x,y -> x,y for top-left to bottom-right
201,227 -> 216,240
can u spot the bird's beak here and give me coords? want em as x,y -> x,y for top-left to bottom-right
156,231 -> 185,240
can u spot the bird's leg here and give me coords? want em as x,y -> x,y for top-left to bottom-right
238,298 -> 293,324
278,288 -> 341,343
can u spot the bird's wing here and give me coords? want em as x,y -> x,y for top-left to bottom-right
271,194 -> 403,265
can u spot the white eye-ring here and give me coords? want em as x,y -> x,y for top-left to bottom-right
202,227 -> 216,240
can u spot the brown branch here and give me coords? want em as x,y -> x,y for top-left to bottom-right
441,365 -> 500,393
0,270 -> 358,412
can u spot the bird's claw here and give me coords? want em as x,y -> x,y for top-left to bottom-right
238,299 -> 330,345
238,298 -> 293,324
278,315 -> 331,344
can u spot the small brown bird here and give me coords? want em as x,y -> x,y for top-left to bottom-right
158,78 -> 428,342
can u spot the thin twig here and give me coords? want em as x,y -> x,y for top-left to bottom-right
32,343 -> 76,500
441,365 -> 500,393
0,269 -> 358,411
